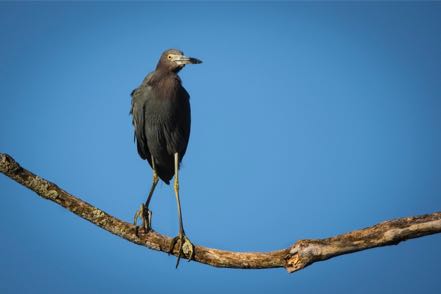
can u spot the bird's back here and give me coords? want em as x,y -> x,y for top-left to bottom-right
131,71 -> 191,184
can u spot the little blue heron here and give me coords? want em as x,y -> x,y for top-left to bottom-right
131,49 -> 202,267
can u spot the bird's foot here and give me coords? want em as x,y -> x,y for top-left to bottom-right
133,203 -> 152,235
168,233 -> 194,268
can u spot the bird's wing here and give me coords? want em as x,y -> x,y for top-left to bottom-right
164,86 -> 191,159
131,84 -> 152,166
177,87 -> 191,157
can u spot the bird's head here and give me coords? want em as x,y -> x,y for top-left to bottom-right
157,49 -> 202,73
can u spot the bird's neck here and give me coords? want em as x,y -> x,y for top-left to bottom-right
151,69 -> 181,85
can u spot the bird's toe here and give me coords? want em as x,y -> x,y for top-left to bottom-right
133,204 -> 152,235
169,234 -> 194,268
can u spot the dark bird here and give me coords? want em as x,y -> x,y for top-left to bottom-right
131,49 -> 202,267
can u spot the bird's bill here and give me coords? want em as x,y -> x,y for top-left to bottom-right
173,55 -> 203,65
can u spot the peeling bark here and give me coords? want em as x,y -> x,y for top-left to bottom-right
1,153 -> 440,273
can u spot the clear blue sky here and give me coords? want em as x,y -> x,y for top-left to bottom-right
1,2 -> 440,293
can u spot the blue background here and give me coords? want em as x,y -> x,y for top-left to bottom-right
1,2 -> 440,293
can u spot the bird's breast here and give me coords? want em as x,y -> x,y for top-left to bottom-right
155,77 -> 181,100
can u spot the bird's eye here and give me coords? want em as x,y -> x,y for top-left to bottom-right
167,55 -> 172,60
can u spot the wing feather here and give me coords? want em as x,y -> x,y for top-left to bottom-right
131,84 -> 152,167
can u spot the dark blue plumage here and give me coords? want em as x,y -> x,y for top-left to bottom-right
131,49 -> 200,183
131,71 -> 190,183
131,49 -> 202,267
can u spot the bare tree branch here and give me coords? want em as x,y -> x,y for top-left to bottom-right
1,152 -> 440,273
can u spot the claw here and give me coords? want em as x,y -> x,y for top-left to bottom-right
133,204 -> 143,225
169,234 -> 194,268
133,204 -> 152,236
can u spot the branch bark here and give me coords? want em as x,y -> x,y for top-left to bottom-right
1,152 -> 440,273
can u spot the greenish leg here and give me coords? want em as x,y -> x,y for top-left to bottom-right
168,152 -> 194,268
134,156 -> 159,234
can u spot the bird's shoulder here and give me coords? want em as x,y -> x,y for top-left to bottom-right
130,71 -> 188,119
131,72 -> 154,96
131,71 -> 182,95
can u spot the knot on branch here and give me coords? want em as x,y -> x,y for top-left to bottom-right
285,240 -> 322,273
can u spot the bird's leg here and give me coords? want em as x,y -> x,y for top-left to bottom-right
168,152 -> 194,268
134,171 -> 158,234
134,157 -> 159,235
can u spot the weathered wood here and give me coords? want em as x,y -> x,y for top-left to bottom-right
285,213 -> 441,272
1,152 -> 440,273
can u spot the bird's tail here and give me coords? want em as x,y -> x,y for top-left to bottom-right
155,162 -> 173,185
